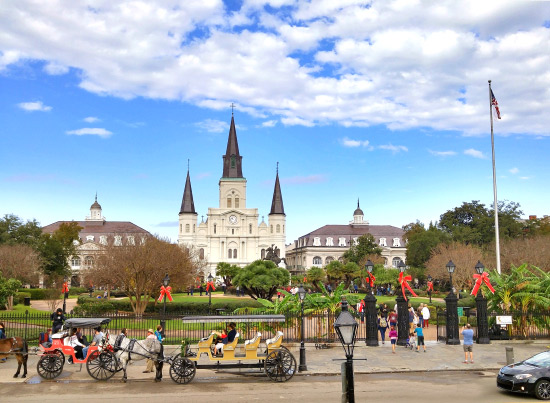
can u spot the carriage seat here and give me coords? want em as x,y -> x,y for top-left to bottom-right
244,332 -> 262,351
222,332 -> 240,352
198,332 -> 216,348
266,331 -> 284,350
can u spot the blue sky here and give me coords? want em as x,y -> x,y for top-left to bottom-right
1,0 -> 549,244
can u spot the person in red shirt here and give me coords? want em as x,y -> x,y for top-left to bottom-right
388,309 -> 398,329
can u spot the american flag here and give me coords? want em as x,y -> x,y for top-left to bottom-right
491,89 -> 501,119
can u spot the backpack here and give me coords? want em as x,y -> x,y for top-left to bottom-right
379,317 -> 388,328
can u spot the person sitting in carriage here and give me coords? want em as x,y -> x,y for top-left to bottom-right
82,327 -> 104,359
67,328 -> 86,363
39,328 -> 52,348
212,322 -> 237,357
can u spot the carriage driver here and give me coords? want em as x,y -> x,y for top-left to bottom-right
82,327 -> 104,358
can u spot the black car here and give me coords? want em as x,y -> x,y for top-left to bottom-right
497,350 -> 550,400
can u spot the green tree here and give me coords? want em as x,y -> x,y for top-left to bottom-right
405,223 -> 450,268
232,260 -> 290,301
0,214 -> 42,246
305,266 -> 326,291
215,262 -> 240,287
342,234 -> 382,264
38,222 -> 82,277
0,273 -> 22,310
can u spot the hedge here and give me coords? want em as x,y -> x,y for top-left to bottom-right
15,292 -> 31,305
17,288 -> 60,300
75,296 -> 263,315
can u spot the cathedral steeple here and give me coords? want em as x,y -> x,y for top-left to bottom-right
180,167 -> 196,214
269,163 -> 285,215
222,115 -> 243,178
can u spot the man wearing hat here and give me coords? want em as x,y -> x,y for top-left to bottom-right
143,329 -> 157,373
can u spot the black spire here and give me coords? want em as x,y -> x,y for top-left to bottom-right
222,115 -> 243,178
269,163 -> 285,215
179,168 -> 196,214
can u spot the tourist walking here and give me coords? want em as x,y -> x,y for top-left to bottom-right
378,314 -> 388,344
421,304 -> 430,328
388,309 -> 397,329
389,326 -> 398,353
462,324 -> 474,363
414,324 -> 426,352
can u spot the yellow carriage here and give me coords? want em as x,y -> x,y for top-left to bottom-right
169,315 -> 296,384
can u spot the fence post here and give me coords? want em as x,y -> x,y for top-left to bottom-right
24,309 -> 28,341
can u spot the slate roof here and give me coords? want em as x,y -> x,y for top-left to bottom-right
222,115 -> 243,178
180,170 -> 197,214
42,221 -> 150,241
269,169 -> 285,215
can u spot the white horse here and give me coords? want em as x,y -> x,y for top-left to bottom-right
107,335 -> 164,382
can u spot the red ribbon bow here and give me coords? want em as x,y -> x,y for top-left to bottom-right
158,285 -> 173,302
61,282 -> 69,293
399,272 -> 418,301
427,281 -> 434,292
206,281 -> 216,292
365,272 -> 376,287
470,272 -> 495,296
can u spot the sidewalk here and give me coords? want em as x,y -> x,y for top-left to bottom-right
1,340 -> 548,384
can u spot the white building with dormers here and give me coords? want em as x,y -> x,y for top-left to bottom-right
42,196 -> 150,286
285,201 -> 406,275
178,114 -> 286,276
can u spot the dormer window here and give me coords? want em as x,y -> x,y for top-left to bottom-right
86,235 -> 94,242
114,236 -> 122,246
393,238 -> 401,247
128,236 -> 135,245
99,236 -> 107,245
353,237 -> 358,245
379,238 -> 387,247
326,237 -> 334,246
313,237 -> 321,246
339,237 -> 346,246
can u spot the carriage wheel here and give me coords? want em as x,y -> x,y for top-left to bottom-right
169,354 -> 196,384
37,352 -> 64,380
264,348 -> 297,382
86,350 -> 117,381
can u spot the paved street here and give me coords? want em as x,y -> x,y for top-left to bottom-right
1,339 -> 548,401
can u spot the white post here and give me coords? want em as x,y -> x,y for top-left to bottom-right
489,80 -> 501,274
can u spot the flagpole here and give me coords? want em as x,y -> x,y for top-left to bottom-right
489,80 -> 501,274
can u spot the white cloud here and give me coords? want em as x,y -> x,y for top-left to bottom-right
83,116 -> 100,123
509,167 -> 519,174
2,1 -> 550,136
519,176 -> 531,180
429,150 -> 457,157
341,137 -> 369,148
261,120 -> 277,127
379,144 -> 408,153
17,101 -> 52,112
195,119 -> 228,133
66,128 -> 113,138
464,148 -> 486,159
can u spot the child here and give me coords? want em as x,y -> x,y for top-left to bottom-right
213,329 -> 227,356
414,323 -> 426,352
389,325 -> 398,354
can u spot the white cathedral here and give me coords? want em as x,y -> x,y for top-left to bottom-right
178,114 -> 286,276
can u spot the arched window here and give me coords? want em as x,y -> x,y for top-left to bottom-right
185,224 -> 190,233
249,224 -> 252,234
180,224 -> 182,233
270,225 -> 273,233
199,248 -> 204,260
84,256 -> 94,266
214,224 -> 217,234
392,257 -> 401,267
71,256 -> 81,267
235,198 -> 240,208
261,249 -> 266,259
233,249 -> 237,259
193,224 -> 196,233
228,249 -> 232,259
325,256 -> 334,264
276,224 -> 280,233
227,197 -> 232,208
313,256 -> 322,266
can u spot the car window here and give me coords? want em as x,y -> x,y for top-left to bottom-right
524,352 -> 550,367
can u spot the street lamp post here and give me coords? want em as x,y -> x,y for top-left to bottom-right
297,285 -> 307,372
427,274 -> 433,304
364,260 -> 378,347
207,273 -> 213,312
445,260 -> 460,345
334,297 -> 358,403
62,276 -> 68,314
474,261 -> 490,344
396,260 -> 409,346
160,273 -> 170,338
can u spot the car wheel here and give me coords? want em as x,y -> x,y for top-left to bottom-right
535,379 -> 550,400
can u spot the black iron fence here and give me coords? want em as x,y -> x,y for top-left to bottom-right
0,310 -> 373,346
436,307 -> 550,342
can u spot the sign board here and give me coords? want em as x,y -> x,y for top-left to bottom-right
496,316 -> 513,325
457,307 -> 463,316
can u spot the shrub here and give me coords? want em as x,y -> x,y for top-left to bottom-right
18,288 -> 58,300
16,292 -> 31,305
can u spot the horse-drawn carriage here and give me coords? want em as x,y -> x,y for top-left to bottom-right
37,318 -> 117,380
169,314 -> 297,384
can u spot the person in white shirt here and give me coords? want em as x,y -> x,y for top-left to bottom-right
421,304 -> 431,328
67,328 -> 85,362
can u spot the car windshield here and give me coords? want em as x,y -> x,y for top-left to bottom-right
524,352 -> 550,368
